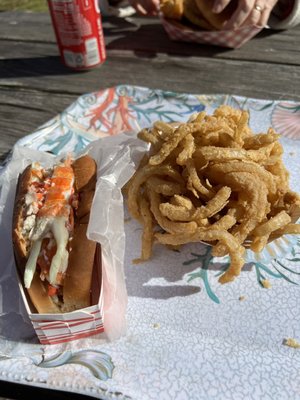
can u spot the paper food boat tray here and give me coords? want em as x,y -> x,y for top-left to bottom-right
160,16 -> 263,48
17,246 -> 104,345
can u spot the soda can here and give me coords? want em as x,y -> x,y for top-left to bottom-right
47,0 -> 106,70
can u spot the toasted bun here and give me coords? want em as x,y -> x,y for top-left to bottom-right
62,224 -> 97,312
12,165 -> 34,270
72,155 -> 97,192
160,0 -> 184,20
183,0 -> 214,30
194,0 -> 238,30
62,155 -> 97,312
12,155 -> 98,314
27,273 -> 61,314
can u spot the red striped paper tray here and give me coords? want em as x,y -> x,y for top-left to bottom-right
30,306 -> 104,345
17,256 -> 104,345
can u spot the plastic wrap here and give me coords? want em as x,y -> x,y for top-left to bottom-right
0,134 -> 147,343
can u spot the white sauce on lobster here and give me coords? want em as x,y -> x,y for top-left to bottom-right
23,159 -> 74,289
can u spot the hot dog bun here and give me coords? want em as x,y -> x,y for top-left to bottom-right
12,155 -> 98,314
183,0 -> 214,30
193,0 -> 238,30
13,164 -> 34,268
160,0 -> 238,31
27,272 -> 61,313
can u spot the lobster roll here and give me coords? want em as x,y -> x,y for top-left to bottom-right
12,155 -> 99,314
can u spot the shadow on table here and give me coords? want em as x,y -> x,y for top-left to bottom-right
104,18 -> 230,58
125,235 -> 253,300
254,28 -> 284,40
1,16 -> 222,80
104,16 -> 280,58
0,17 -> 281,80
0,56 -> 77,79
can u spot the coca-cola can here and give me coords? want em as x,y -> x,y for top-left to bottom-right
47,0 -> 106,70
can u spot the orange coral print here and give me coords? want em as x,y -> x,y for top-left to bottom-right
108,94 -> 135,135
86,88 -> 135,135
86,88 -> 115,130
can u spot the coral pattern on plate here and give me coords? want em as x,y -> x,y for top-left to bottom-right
1,86 -> 300,400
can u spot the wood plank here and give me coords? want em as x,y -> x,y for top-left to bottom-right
1,10 -> 300,163
0,87 -> 78,162
105,17 -> 300,66
0,40 -> 300,100
0,12 -> 300,65
0,50 -> 299,163
0,11 -> 55,42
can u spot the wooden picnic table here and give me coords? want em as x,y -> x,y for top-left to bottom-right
1,10 -> 300,165
0,9 -> 300,400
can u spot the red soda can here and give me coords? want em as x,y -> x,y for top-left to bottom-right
47,0 -> 106,70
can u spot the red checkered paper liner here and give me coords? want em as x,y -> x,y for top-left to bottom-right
160,17 -> 263,48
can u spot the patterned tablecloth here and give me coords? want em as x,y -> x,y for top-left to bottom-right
0,85 -> 300,400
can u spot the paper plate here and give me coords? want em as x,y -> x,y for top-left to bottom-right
1,85 -> 300,400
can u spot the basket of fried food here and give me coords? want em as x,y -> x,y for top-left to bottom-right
125,105 -> 300,284
159,0 -> 263,48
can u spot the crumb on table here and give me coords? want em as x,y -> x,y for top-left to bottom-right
283,338 -> 300,349
238,296 -> 245,301
261,279 -> 271,289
